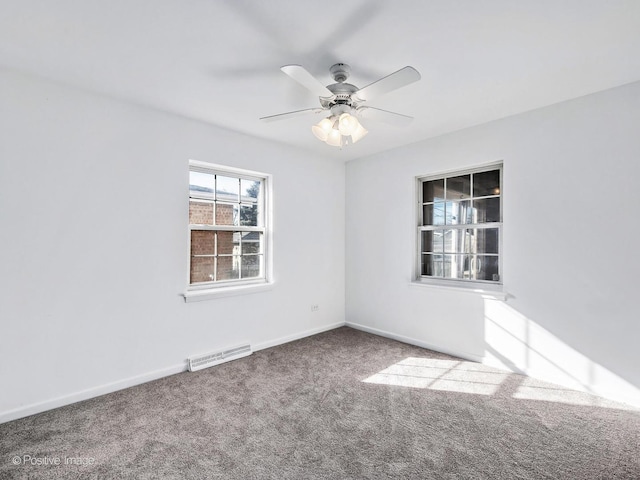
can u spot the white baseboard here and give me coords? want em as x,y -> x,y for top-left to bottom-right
345,321 -> 484,363
0,363 -> 187,425
253,321 -> 346,352
0,321 -> 347,425
4,321 -> 636,424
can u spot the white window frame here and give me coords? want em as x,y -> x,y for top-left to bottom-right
415,162 -> 503,292
184,160 -> 272,301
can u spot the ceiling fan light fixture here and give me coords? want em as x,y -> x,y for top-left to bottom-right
311,117 -> 334,141
312,113 -> 366,147
311,125 -> 327,141
338,113 -> 359,136
326,128 -> 342,147
350,123 -> 368,144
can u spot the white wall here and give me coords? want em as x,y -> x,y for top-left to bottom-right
0,71 -> 345,422
3,69 -> 639,422
346,81 -> 640,406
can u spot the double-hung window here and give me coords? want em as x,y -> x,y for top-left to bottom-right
188,161 -> 269,290
418,164 -> 502,286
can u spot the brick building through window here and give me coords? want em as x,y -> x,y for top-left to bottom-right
188,163 -> 267,287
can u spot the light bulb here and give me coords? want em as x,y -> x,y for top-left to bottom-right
312,117 -> 333,141
350,123 -> 368,143
338,113 -> 358,136
326,129 -> 342,147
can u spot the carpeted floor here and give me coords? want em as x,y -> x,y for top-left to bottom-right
1,327 -> 639,479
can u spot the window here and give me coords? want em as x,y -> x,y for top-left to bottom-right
188,161 -> 269,290
417,164 -> 502,286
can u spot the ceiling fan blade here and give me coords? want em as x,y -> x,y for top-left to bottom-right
357,106 -> 414,127
260,108 -> 325,122
281,65 -> 333,98
354,66 -> 421,102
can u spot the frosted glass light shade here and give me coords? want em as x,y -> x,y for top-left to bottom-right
350,123 -> 368,143
312,114 -> 367,147
338,113 -> 359,136
326,129 -> 342,147
312,117 -> 333,141
312,125 -> 328,141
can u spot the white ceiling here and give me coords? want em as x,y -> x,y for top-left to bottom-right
2,0 -> 640,161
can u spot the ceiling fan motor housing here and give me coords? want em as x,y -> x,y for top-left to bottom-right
323,64 -> 359,111
330,63 -> 351,83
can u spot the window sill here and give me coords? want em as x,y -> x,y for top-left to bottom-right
410,280 -> 508,300
183,281 -> 273,302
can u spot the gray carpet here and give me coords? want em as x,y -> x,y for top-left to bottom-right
1,327 -> 639,479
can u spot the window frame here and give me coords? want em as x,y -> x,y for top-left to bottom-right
186,160 -> 272,297
415,162 -> 503,290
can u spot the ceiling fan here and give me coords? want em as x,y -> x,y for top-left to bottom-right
260,63 -> 421,147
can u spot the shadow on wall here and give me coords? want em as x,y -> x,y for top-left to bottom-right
482,298 -> 640,408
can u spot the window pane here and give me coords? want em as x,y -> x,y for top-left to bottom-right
217,256 -> 240,280
241,179 -> 260,203
473,197 -> 500,223
241,255 -> 261,279
191,230 -> 215,255
446,200 -> 472,225
443,229 -> 453,253
421,230 -> 444,253
216,175 -> 240,202
443,229 -> 471,254
423,179 -> 444,202
217,231 -> 240,255
215,203 -> 239,226
423,202 -> 445,225
189,200 -> 213,225
421,253 -> 443,277
433,231 -> 444,252
421,231 -> 432,252
422,205 -> 433,225
241,232 -> 261,254
444,254 -> 467,279
462,255 -> 474,279
190,257 -> 215,283
447,175 -> 470,199
240,204 -> 258,226
190,171 -> 215,198
473,170 -> 500,197
463,229 -> 474,255
474,228 -> 499,254
470,255 -> 499,281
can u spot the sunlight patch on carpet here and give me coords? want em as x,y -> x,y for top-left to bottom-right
362,357 -> 508,395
